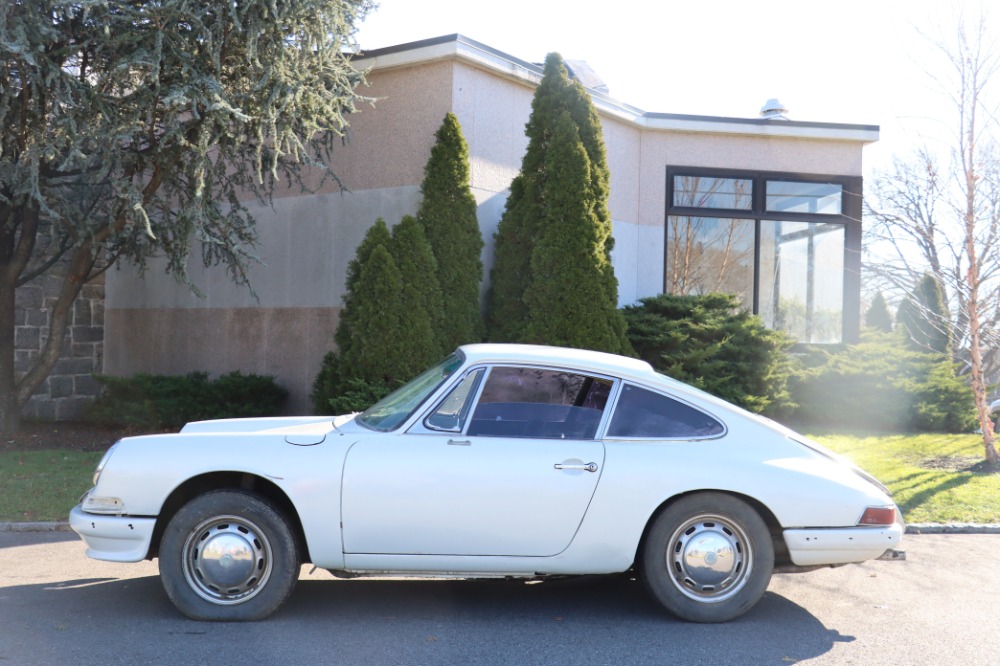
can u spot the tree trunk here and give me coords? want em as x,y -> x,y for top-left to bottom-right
0,277 -> 21,432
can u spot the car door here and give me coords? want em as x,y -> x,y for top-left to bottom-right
341,365 -> 613,557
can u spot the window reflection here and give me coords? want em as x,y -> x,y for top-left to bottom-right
758,221 -> 844,343
766,181 -> 842,215
673,175 -> 753,210
665,216 -> 754,308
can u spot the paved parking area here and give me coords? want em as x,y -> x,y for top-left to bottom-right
1,532 -> 997,665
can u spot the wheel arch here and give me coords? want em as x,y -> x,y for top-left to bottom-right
635,489 -> 787,570
148,472 -> 310,564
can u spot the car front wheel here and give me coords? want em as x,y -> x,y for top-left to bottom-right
642,492 -> 774,623
159,490 -> 299,621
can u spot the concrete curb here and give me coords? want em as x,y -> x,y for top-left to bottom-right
3,521 -> 1000,534
905,523 -> 1000,534
0,522 -> 73,533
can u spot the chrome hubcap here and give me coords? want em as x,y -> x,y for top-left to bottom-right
666,513 -> 753,603
182,515 -> 273,605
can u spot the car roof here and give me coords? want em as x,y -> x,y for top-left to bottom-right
457,343 -> 659,383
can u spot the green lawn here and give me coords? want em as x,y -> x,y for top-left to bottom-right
0,450 -> 102,522
1,434 -> 998,523
815,433 -> 1000,524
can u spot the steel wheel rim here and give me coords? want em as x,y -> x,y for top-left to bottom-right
181,514 -> 274,606
665,512 -> 753,603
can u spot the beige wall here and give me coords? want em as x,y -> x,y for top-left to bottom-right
104,47 -> 872,414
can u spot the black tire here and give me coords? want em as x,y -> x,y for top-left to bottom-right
159,490 -> 300,621
642,492 -> 774,623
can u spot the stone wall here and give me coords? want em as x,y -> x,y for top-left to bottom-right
16,273 -> 105,421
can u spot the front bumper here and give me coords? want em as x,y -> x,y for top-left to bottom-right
783,522 -> 904,567
69,504 -> 156,563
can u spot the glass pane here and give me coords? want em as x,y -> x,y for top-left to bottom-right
765,181 -> 842,215
673,175 -> 753,210
358,353 -> 464,432
665,216 -> 754,308
758,221 -> 844,343
468,368 -> 609,439
425,368 -> 484,432
607,384 -> 724,438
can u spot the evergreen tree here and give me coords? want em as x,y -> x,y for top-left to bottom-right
338,244 -> 407,384
486,52 -> 621,349
334,220 -> 393,359
0,0 -> 372,430
523,112 -> 629,353
391,215 -> 444,366
417,113 -> 484,349
897,273 -> 951,353
865,292 -> 893,332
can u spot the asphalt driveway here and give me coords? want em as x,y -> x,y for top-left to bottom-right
1,532 -> 996,665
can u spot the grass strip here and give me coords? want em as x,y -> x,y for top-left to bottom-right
0,451 -> 102,522
815,433 -> 1000,524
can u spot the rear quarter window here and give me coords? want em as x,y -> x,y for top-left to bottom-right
607,384 -> 724,439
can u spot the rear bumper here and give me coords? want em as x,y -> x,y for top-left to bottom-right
69,504 -> 156,563
783,523 -> 904,567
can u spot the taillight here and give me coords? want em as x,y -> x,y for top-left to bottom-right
858,506 -> 896,526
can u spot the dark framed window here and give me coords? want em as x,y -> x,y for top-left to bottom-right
466,366 -> 612,440
607,384 -> 724,439
666,168 -> 862,344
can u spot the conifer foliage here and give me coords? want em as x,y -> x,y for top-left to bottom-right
486,53 -> 628,354
0,0 -> 373,429
312,217 -> 442,413
417,113 -> 484,349
896,273 -> 951,354
865,292 -> 893,332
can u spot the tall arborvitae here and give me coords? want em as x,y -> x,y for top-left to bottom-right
897,273 -> 951,354
523,111 -> 629,352
391,215 -> 444,366
338,244 -> 407,383
487,52 -> 625,352
417,113 -> 484,349
334,219 -> 393,359
865,292 -> 893,332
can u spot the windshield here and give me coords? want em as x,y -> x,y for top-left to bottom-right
357,353 -> 464,432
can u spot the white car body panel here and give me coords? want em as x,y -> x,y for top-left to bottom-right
72,343 -> 903,580
342,434 -> 604,556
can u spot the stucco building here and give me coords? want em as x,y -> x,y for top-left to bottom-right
87,34 -> 878,414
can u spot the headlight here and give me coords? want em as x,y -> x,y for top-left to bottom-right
93,441 -> 121,486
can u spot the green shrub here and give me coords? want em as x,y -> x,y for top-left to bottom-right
327,377 -> 395,414
790,330 -> 974,432
90,371 -> 287,429
623,293 -> 795,415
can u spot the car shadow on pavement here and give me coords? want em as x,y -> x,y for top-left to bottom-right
1,573 -> 850,665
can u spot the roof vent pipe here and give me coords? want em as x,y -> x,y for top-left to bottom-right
760,98 -> 789,120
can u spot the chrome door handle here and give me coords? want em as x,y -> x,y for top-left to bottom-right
554,462 -> 598,473
447,439 -> 471,446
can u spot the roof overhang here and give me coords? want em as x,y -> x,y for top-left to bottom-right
353,34 -> 879,144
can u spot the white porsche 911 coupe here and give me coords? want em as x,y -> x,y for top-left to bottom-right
71,344 -> 904,622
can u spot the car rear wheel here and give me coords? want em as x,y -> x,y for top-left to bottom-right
159,490 -> 299,621
642,492 -> 774,623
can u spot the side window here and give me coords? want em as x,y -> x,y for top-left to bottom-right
467,367 -> 611,439
425,369 -> 485,432
607,384 -> 724,439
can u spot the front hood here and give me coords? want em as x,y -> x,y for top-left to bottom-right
180,415 -> 345,435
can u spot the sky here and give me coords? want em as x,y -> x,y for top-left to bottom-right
353,0 -> 985,176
